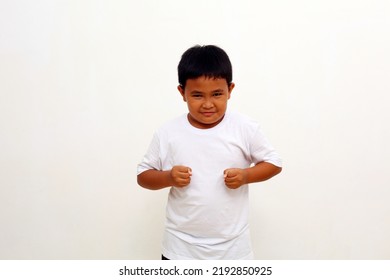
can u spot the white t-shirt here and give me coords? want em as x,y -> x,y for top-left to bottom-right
137,110 -> 282,259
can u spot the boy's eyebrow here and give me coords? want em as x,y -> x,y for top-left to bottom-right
190,90 -> 203,94
190,89 -> 225,94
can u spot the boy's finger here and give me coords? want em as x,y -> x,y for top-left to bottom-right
224,170 -> 233,179
188,168 -> 192,176
225,169 -> 237,177
177,166 -> 190,173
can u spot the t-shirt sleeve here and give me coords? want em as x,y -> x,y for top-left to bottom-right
137,132 -> 162,175
249,126 -> 282,167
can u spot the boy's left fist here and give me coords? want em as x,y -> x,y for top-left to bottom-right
223,168 -> 247,189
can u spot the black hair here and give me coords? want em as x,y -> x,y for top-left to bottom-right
178,45 -> 233,88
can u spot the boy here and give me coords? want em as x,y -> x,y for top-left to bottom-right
137,45 -> 282,260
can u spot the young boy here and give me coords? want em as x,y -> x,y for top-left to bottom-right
137,45 -> 282,260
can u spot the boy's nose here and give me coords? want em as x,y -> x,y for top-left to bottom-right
203,99 -> 214,108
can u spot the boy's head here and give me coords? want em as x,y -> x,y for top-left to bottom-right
177,45 -> 235,129
178,45 -> 233,88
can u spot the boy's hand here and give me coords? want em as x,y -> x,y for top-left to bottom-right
170,166 -> 192,187
224,168 -> 247,189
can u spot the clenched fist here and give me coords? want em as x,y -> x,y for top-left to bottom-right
170,165 -> 192,187
224,168 -> 247,189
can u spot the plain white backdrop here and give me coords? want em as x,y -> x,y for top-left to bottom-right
0,0 -> 389,259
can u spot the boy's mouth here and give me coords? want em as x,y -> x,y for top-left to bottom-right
201,112 -> 215,117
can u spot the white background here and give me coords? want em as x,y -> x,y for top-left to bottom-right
0,0 -> 389,259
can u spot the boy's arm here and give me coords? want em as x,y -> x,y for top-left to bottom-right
224,162 -> 282,189
137,166 -> 192,190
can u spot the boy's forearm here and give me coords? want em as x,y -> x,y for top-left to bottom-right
245,162 -> 282,184
137,169 -> 173,190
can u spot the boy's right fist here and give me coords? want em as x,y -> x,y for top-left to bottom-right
170,166 -> 192,188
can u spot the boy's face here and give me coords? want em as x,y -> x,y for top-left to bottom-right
178,76 -> 235,129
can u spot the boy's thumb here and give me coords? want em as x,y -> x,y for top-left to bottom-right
224,170 -> 229,178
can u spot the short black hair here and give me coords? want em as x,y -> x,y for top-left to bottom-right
178,45 -> 233,87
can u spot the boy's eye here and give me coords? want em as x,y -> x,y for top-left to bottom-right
213,92 -> 223,97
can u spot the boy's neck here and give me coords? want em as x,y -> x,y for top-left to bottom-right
186,113 -> 226,129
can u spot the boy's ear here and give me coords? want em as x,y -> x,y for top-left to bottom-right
177,85 -> 186,101
228,82 -> 235,99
